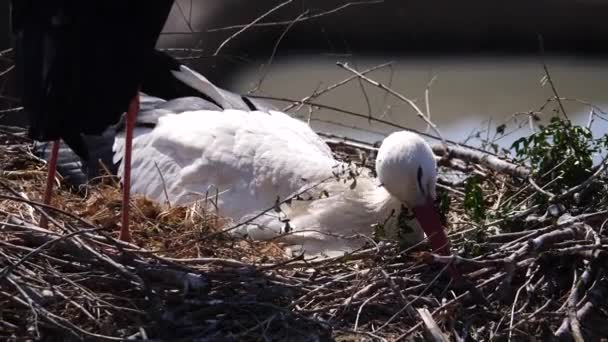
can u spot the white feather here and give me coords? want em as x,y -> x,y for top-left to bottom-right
113,108 -> 434,257
115,109 -> 333,215
170,66 -> 227,108
170,65 -> 268,111
113,67 -> 438,257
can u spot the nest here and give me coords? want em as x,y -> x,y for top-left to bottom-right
1,125 -> 607,342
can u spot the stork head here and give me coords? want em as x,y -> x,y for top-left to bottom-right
376,131 -> 451,256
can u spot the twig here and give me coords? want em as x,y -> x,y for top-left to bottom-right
538,34 -> 568,120
554,155 -> 608,201
213,0 -> 294,56
282,61 -> 394,112
417,308 -> 448,342
424,76 -> 438,133
508,278 -> 532,341
5,276 -> 123,340
354,292 -> 380,331
250,10 -> 308,92
206,1 -> 385,32
0,227 -> 102,280
374,261 -> 452,333
0,65 -> 14,78
153,161 -> 172,208
336,61 -> 447,148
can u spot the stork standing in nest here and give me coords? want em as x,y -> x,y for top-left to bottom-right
11,0 -> 174,241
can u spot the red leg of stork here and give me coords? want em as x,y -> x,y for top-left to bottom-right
119,93 -> 139,242
40,140 -> 61,229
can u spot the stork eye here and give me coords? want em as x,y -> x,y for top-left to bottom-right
417,166 -> 425,196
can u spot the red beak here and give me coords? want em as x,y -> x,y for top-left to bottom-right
413,197 -> 461,280
412,197 -> 450,255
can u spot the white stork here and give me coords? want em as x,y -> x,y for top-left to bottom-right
113,66 -> 452,258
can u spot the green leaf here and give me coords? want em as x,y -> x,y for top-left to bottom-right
464,176 -> 486,222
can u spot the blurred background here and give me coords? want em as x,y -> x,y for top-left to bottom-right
1,0 -> 608,151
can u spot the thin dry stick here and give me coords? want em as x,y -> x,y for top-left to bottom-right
508,278 -> 532,341
528,177 -> 556,198
424,75 -> 438,133
586,108 -> 595,129
539,96 -> 608,116
6,276 -> 124,340
153,161 -> 172,208
538,34 -> 568,120
568,269 -> 585,342
282,61 -> 394,112
250,10 -> 309,93
530,154 -> 608,202
336,62 -> 447,148
0,47 -> 12,56
206,0 -> 385,32
373,261 -> 452,333
0,107 -> 24,114
555,155 -> 608,200
417,308 -> 448,342
378,63 -> 396,120
213,0 -> 294,56
257,93 -> 528,174
349,60 -> 374,122
174,0 -> 195,33
353,292 -> 380,331
0,65 -> 14,78
508,298 -> 553,331
395,269 -> 511,341
0,227 -> 102,279
0,194 -> 96,229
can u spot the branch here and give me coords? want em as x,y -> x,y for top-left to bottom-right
206,1 -> 385,32
336,61 -> 447,148
213,0 -> 294,56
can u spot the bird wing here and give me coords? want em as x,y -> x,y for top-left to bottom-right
170,65 -> 276,111
114,109 -> 337,220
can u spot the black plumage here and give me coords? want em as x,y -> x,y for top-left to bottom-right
32,52 -> 276,189
10,0 -> 174,158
